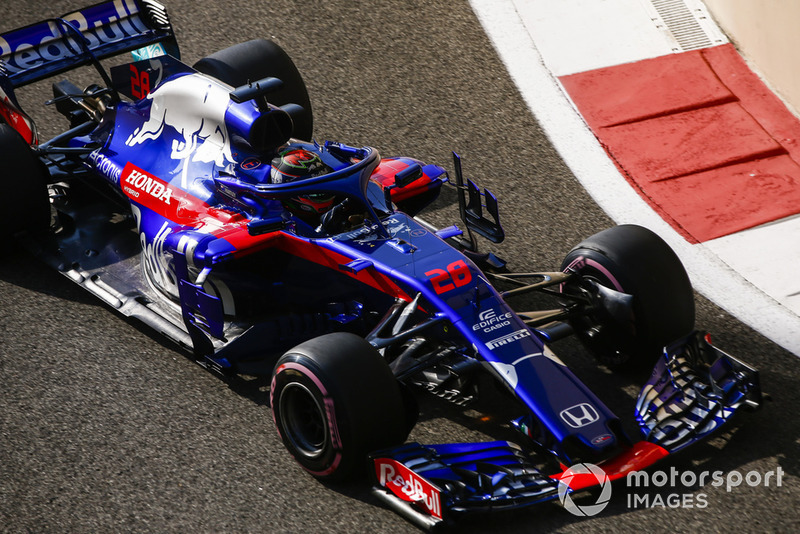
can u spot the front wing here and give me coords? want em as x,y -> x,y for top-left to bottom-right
371,441 -> 561,530
371,332 -> 762,529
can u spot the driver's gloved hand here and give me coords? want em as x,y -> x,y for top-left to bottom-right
319,197 -> 351,234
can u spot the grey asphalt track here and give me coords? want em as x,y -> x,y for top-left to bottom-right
1,1 -> 797,532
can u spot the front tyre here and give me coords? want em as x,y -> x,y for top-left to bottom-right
561,225 -> 695,368
270,333 -> 409,481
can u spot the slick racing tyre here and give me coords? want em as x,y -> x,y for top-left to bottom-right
271,333 -> 410,481
194,39 -> 314,141
0,123 -> 49,237
560,224 -> 695,369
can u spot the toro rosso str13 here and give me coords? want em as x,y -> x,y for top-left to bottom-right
0,1 -> 762,529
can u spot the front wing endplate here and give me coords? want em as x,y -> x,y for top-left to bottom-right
371,441 -> 561,529
636,331 -> 761,453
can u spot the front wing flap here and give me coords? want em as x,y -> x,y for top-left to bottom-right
371,441 -> 561,529
636,331 -> 762,453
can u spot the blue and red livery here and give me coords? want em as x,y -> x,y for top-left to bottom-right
0,2 -> 761,529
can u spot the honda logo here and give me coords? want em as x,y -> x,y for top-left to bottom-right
560,403 -> 600,428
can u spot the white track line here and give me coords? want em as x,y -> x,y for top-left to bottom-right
470,0 -> 800,356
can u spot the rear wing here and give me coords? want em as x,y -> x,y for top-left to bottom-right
0,0 -> 179,88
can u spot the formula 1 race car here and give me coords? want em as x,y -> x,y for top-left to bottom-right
0,1 -> 762,529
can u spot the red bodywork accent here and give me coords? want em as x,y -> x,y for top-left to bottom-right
425,259 -> 472,295
0,93 -> 36,144
370,159 -> 438,202
120,162 -> 411,301
221,228 -> 412,301
121,162 -> 249,229
121,162 -> 211,222
374,457 -> 443,520
553,441 -> 670,490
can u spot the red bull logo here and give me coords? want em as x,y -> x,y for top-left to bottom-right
0,1 -> 150,76
375,458 -> 442,519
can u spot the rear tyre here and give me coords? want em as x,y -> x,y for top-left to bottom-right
560,225 -> 695,369
194,39 -> 313,141
0,123 -> 49,238
270,333 -> 410,481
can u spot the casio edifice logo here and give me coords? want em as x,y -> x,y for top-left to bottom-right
473,308 -> 513,332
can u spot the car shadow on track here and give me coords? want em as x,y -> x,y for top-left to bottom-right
0,240 -> 99,305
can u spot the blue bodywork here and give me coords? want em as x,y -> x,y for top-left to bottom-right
0,2 -> 762,529
88,54 -> 625,460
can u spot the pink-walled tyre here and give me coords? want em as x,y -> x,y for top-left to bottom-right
561,225 -> 695,369
270,333 -> 409,481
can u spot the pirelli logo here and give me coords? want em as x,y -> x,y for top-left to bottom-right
486,329 -> 530,350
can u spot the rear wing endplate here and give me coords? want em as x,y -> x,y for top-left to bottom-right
0,0 -> 179,88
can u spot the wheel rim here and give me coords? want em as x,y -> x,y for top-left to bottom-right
279,382 -> 328,459
566,273 -> 633,365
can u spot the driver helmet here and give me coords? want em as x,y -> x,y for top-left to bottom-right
270,148 -> 335,214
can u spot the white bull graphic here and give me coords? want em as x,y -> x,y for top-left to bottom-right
125,73 -> 235,189
125,73 -> 236,301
